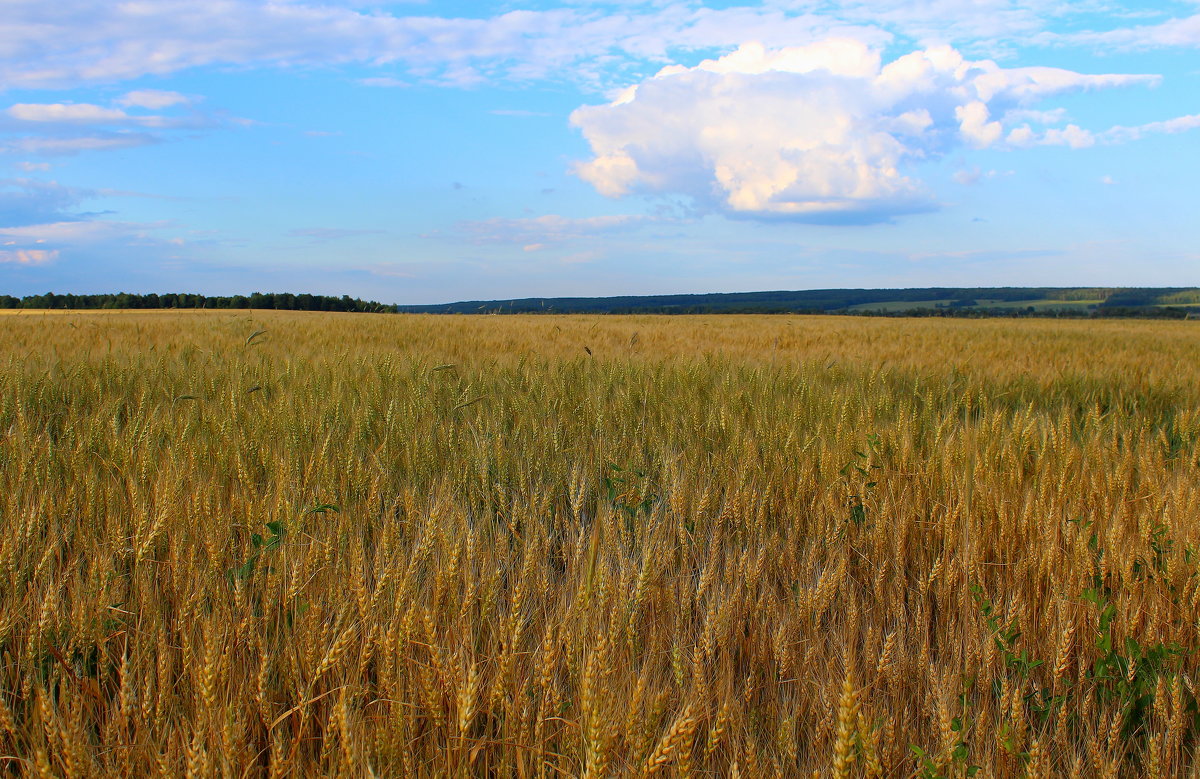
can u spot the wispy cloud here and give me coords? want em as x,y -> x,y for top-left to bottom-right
454,213 -> 655,245
0,177 -> 94,226
1,133 -> 159,156
357,77 -> 408,88
1005,111 -> 1200,148
115,90 -> 191,109
0,0 -> 1109,94
1046,12 -> 1200,50
0,220 -> 134,242
0,176 -> 201,276
0,218 -> 202,276
0,248 -> 58,265
4,97 -> 222,129
1,91 -> 240,157
490,109 -> 551,117
953,166 -> 1008,186
1100,113 -> 1200,142
905,247 -> 1063,262
8,103 -> 132,123
288,227 -> 385,243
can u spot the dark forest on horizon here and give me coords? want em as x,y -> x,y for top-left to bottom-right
3,287 -> 1199,318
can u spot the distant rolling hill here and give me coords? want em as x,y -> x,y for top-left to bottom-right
396,287 -> 1200,317
5,288 -> 1197,317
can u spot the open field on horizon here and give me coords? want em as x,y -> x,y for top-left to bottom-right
2,311 -> 1200,777
845,300 -> 1106,313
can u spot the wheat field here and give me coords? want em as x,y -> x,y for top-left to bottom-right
1,311 -> 1199,777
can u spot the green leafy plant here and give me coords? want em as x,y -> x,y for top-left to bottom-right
229,520 -> 286,580
602,462 -> 658,531
839,433 -> 881,526
1082,579 -> 1184,739
971,584 -> 1044,681
1071,516 -> 1193,748
910,676 -> 981,777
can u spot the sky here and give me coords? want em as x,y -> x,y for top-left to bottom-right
0,0 -> 1198,304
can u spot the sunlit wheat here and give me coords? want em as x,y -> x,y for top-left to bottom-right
0,310 -> 1197,776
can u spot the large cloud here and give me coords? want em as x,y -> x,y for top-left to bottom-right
570,40 -> 1159,222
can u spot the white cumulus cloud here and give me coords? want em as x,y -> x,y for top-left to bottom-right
570,39 -> 1161,222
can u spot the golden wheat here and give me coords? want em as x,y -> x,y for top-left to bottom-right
0,310 -> 1198,776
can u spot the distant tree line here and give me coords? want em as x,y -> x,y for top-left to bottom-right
0,292 -> 399,313
853,306 -> 1197,320
3,288 -> 1197,318
397,287 -> 1084,314
590,305 -> 1196,318
396,287 -> 1200,317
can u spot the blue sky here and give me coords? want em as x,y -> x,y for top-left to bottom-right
1,0 -> 1197,304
